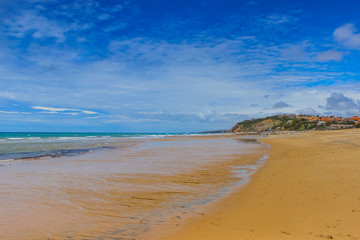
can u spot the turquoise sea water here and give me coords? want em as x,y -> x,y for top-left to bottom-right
0,132 -> 178,139
0,132 -> 183,161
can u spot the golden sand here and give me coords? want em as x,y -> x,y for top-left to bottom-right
143,130 -> 360,240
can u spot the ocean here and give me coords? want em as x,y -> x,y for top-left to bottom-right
0,133 -> 268,239
0,132 -> 181,161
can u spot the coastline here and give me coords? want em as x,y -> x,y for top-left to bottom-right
143,129 -> 360,240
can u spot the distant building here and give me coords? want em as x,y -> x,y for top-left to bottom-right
349,116 -> 360,121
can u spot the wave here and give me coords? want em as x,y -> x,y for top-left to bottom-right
0,146 -> 116,161
0,132 -> 188,142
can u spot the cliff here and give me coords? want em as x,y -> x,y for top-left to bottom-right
229,116 -> 286,133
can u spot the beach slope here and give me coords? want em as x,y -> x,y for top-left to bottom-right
147,130 -> 360,240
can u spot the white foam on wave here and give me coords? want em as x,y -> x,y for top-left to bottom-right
0,158 -> 15,162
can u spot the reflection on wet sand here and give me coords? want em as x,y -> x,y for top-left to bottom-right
0,135 -> 267,239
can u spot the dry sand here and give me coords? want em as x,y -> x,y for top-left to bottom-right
143,129 -> 360,240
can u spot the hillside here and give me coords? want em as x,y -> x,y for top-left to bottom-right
229,114 -> 360,133
229,115 -> 289,133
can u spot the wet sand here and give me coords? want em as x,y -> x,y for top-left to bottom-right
0,135 -> 267,239
144,129 -> 360,240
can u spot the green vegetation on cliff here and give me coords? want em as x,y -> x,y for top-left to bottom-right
229,115 -> 289,133
282,118 -> 319,131
228,115 -> 348,133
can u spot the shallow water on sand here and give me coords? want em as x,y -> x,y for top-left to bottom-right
0,135 -> 267,239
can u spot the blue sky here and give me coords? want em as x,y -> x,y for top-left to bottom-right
0,0 -> 360,132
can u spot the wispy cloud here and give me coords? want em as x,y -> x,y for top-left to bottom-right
296,107 -> 318,115
31,106 -> 98,115
0,91 -> 16,99
4,11 -> 67,41
0,110 -> 30,114
280,42 -> 308,61
264,14 -> 297,25
316,50 -> 345,62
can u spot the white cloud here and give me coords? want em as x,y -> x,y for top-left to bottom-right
81,110 -> 98,114
32,106 -> 73,112
325,93 -> 359,110
265,14 -> 296,25
273,101 -> 292,109
137,111 -> 164,115
333,23 -> 360,50
86,116 -> 101,119
0,110 -> 30,114
31,106 -> 98,115
316,50 -> 345,62
1,9 -> 359,130
0,34 -> 352,124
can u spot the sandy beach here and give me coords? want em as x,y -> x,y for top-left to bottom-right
2,130 -> 360,239
143,129 -> 360,240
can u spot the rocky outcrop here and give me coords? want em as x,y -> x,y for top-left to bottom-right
229,117 -> 285,133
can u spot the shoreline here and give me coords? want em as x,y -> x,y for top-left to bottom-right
142,129 -> 360,240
